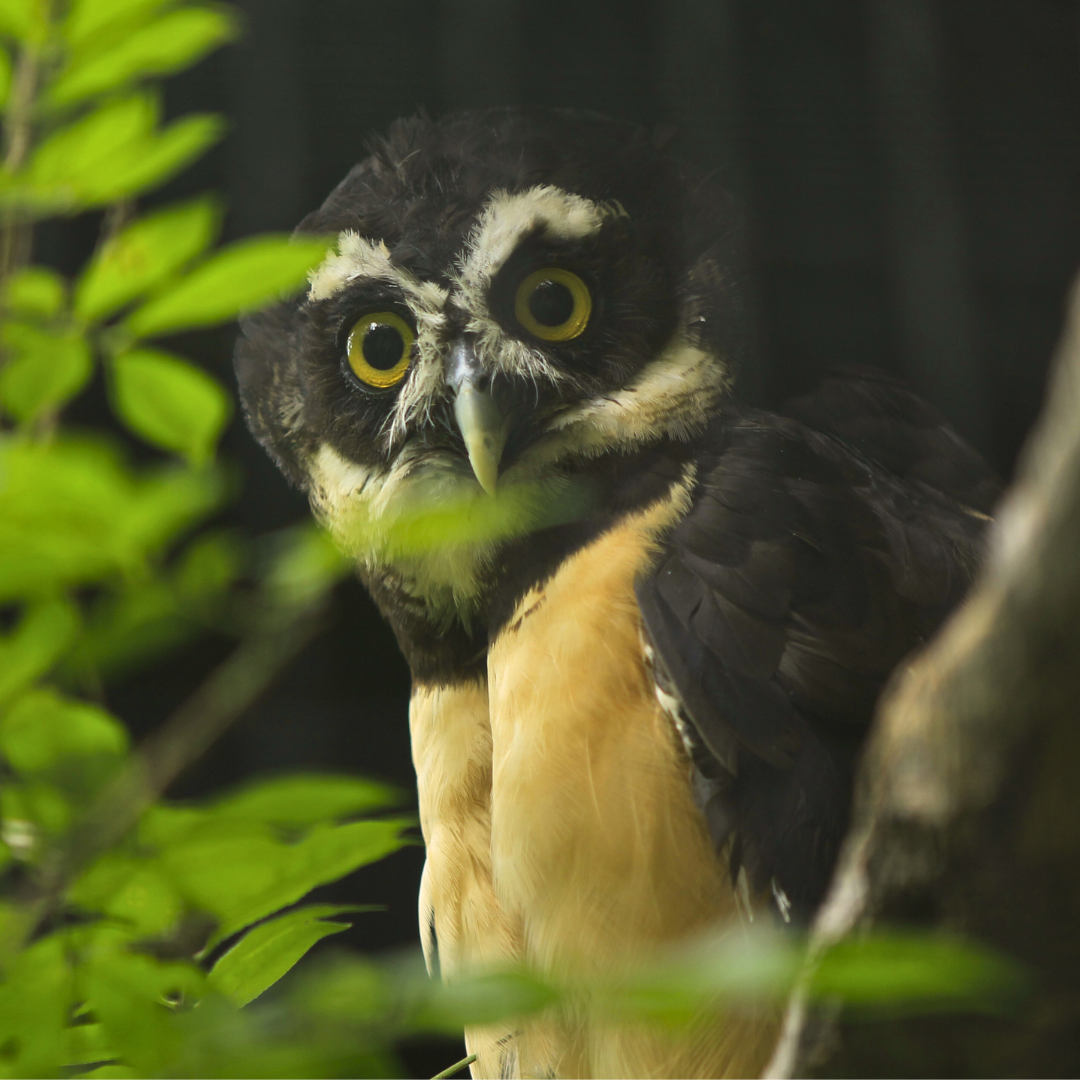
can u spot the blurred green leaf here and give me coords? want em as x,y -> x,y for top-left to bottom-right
63,0 -> 171,50
24,92 -> 158,197
1,777 -> 72,841
262,523 -> 349,611
51,6 -> 237,107
156,817 -> 409,944
0,42 -> 11,107
78,113 -> 226,209
0,598 -> 79,706
64,532 -> 241,682
0,935 -> 73,1076
209,774 -> 401,827
74,1066 -> 138,1079
174,529 -> 241,602
71,853 -> 184,938
2,266 -> 64,318
209,905 -> 357,1006
126,234 -> 333,338
76,197 -> 222,322
0,0 -> 40,41
110,348 -> 231,464
809,932 -> 1020,1010
83,948 -> 204,1074
0,687 -> 128,774
16,94 -> 224,212
63,576 -> 193,682
412,970 -> 559,1032
65,1022 -> 117,1069
0,325 -> 92,420
0,438 -> 226,600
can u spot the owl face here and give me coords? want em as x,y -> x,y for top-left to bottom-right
236,110 -> 740,609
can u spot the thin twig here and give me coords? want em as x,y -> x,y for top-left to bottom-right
431,1052 -> 478,1079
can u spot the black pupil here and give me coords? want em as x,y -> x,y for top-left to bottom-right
528,280 -> 575,327
363,323 -> 405,370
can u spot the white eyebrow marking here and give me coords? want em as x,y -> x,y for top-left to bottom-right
307,231 -> 450,447
450,186 -> 628,386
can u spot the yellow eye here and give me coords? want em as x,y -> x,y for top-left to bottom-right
346,311 -> 415,388
514,267 -> 592,342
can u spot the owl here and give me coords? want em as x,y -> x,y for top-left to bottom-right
235,108 -> 997,1079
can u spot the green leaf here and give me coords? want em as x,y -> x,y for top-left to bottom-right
78,113 -> 226,208
0,326 -> 93,421
51,7 -> 237,107
71,853 -> 184,937
0,687 -> 129,774
0,599 -> 79,706
63,533 -> 241,681
25,92 -> 158,195
3,266 -> 66,317
174,530 -> 242,602
209,773 -> 400,827
0,935 -> 74,1076
1,776 -> 72,840
64,0 -> 171,50
262,524 -> 349,610
16,95 -> 224,212
64,1022 -> 118,1069
158,817 -> 409,943
0,439 -> 133,596
0,437 -> 227,600
209,905 -> 357,1006
116,463 -> 228,564
110,348 -> 231,464
809,932 -> 1021,1009
412,970 -> 559,1032
0,42 -> 11,107
75,197 -> 222,322
0,0 -> 40,41
126,234 -> 333,338
83,950 -> 204,1074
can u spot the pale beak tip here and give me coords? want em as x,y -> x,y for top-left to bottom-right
466,440 -> 500,496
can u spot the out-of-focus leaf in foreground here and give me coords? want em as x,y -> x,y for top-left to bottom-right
110,348 -> 231,464
125,234 -> 333,338
50,6 -> 238,107
75,196 -> 222,322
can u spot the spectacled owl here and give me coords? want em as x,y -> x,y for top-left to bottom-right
235,108 -> 997,1079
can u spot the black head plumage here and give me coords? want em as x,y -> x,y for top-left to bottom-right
235,108 -> 744,492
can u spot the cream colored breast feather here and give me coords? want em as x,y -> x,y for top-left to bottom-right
410,475 -> 779,1079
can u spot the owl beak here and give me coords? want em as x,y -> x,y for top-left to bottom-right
446,339 -> 509,496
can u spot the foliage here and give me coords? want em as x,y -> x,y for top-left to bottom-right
0,1 -> 419,1075
0,2 -> 1025,1077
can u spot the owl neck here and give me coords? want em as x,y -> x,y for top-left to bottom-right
359,436 -> 700,686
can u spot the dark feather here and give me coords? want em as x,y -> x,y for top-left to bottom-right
637,374 -> 997,916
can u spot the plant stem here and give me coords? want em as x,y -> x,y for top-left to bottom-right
0,43 -> 41,286
432,1053 -> 479,1079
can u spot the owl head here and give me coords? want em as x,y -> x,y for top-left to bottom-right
235,108 -> 742,616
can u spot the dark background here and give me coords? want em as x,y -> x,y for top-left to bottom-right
41,1 -> 1080,1075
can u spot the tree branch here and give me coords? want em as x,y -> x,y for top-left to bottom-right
766,276 -> 1080,1076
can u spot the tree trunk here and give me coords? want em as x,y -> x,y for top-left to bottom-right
766,276 -> 1080,1078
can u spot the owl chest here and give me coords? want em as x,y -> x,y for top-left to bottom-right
408,512 -> 732,983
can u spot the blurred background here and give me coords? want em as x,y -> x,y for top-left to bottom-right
31,0 -> 1080,1071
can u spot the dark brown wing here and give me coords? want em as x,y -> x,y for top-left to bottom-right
636,381 -> 995,916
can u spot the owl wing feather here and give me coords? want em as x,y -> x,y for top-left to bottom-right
636,370 -> 998,915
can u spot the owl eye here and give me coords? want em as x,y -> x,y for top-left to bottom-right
346,311 -> 416,388
514,267 -> 592,342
